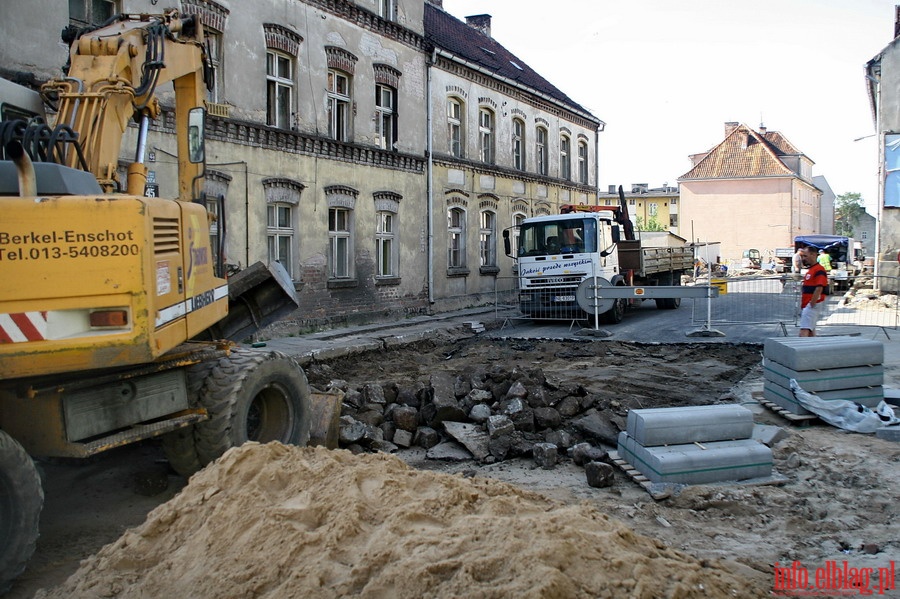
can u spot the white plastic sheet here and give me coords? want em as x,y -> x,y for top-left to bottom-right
789,379 -> 900,433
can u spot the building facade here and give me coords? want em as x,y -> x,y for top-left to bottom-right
423,2 -> 604,309
677,122 -> 823,264
865,8 -> 900,279
597,184 -> 680,234
1,0 -> 602,327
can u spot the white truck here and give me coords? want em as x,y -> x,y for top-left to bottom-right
793,235 -> 864,291
504,194 -> 693,323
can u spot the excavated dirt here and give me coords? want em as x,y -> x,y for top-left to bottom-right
9,337 -> 900,598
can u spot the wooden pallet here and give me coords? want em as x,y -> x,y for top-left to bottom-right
607,450 -> 789,501
753,392 -> 818,426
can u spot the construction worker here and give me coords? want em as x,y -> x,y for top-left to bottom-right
799,244 -> 828,337
817,249 -> 832,272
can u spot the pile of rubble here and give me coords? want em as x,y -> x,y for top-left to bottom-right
328,365 -> 651,486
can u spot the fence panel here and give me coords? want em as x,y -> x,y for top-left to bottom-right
690,274 -> 900,332
690,275 -> 798,326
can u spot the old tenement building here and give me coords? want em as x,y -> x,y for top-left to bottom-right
1,0 -> 603,327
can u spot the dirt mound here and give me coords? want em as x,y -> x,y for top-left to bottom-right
37,443 -> 765,598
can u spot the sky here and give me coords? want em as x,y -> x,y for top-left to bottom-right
442,0 -> 897,216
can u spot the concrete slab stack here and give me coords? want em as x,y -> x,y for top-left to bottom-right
616,405 -> 772,484
762,338 -> 884,416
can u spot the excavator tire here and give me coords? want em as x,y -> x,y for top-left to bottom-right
161,359 -> 220,476
0,430 -> 43,594
163,349 -> 311,476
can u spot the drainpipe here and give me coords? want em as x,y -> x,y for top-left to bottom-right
427,49 -> 436,304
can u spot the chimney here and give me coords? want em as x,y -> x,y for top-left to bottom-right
759,123 -> 767,135
608,185 -> 616,194
466,14 -> 492,37
724,122 -> 739,137
895,5 -> 900,39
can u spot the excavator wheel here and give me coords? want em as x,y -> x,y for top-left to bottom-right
0,430 -> 43,594
163,349 -> 311,476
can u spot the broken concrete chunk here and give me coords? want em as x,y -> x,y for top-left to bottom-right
532,442 -> 558,469
585,461 -> 615,488
414,426 -> 441,449
391,405 -> 419,432
443,421 -> 491,461
468,403 -> 492,423
426,441 -> 473,461
392,429 -> 413,448
338,416 -> 367,445
487,414 -> 514,438
571,443 -> 607,466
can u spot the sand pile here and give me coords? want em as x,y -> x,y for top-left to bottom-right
37,443 -> 764,598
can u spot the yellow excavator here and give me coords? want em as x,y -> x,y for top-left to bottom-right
0,11 -> 319,590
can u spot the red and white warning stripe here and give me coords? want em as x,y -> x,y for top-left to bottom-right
0,312 -> 48,343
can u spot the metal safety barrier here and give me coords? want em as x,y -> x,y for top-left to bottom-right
690,274 -> 900,335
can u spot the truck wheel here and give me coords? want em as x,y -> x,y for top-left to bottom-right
656,273 -> 682,310
599,297 -> 626,324
0,430 -> 43,594
161,359 -> 223,476
165,349 -> 311,475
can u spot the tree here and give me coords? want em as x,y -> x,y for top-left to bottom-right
635,216 -> 668,232
834,192 -> 866,237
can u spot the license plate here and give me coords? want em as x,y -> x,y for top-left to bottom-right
553,295 -> 575,302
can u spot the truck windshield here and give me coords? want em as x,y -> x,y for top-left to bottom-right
518,218 -> 596,256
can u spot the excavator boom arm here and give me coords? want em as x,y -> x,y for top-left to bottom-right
44,11 -> 208,198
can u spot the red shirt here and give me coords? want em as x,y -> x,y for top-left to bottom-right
801,263 -> 828,308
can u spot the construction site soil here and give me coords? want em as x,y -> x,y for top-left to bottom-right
8,336 -> 900,598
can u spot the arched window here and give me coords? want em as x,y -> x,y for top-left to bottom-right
512,118 -> 525,170
536,126 -> 548,175
448,98 -> 464,158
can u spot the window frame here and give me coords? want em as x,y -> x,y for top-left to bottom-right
448,207 -> 467,270
479,107 -> 495,164
375,210 -> 398,278
378,0 -> 395,21
577,141 -> 588,184
69,0 -> 115,27
375,83 -> 396,151
267,203 -> 294,277
448,98 -> 464,158
536,126 -> 548,176
328,207 -> 353,279
266,49 -> 294,129
327,69 -> 352,142
560,135 -> 571,181
479,209 -> 497,268
512,118 -> 525,171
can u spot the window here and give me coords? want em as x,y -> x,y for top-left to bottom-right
376,211 -> 396,277
669,214 -> 679,228
480,210 -> 496,267
329,207 -> 352,278
536,127 -> 548,175
577,141 -> 588,184
375,84 -> 396,150
69,0 -> 114,27
205,30 -> 223,104
861,231 -> 868,240
479,108 -> 495,164
327,70 -> 351,141
378,0 -> 395,20
560,136 -> 571,180
649,202 -> 658,217
267,50 -> 293,129
448,207 -> 466,269
513,118 -> 525,170
448,98 -> 464,158
267,204 -> 293,276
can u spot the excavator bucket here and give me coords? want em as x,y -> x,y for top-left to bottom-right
195,261 -> 299,343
